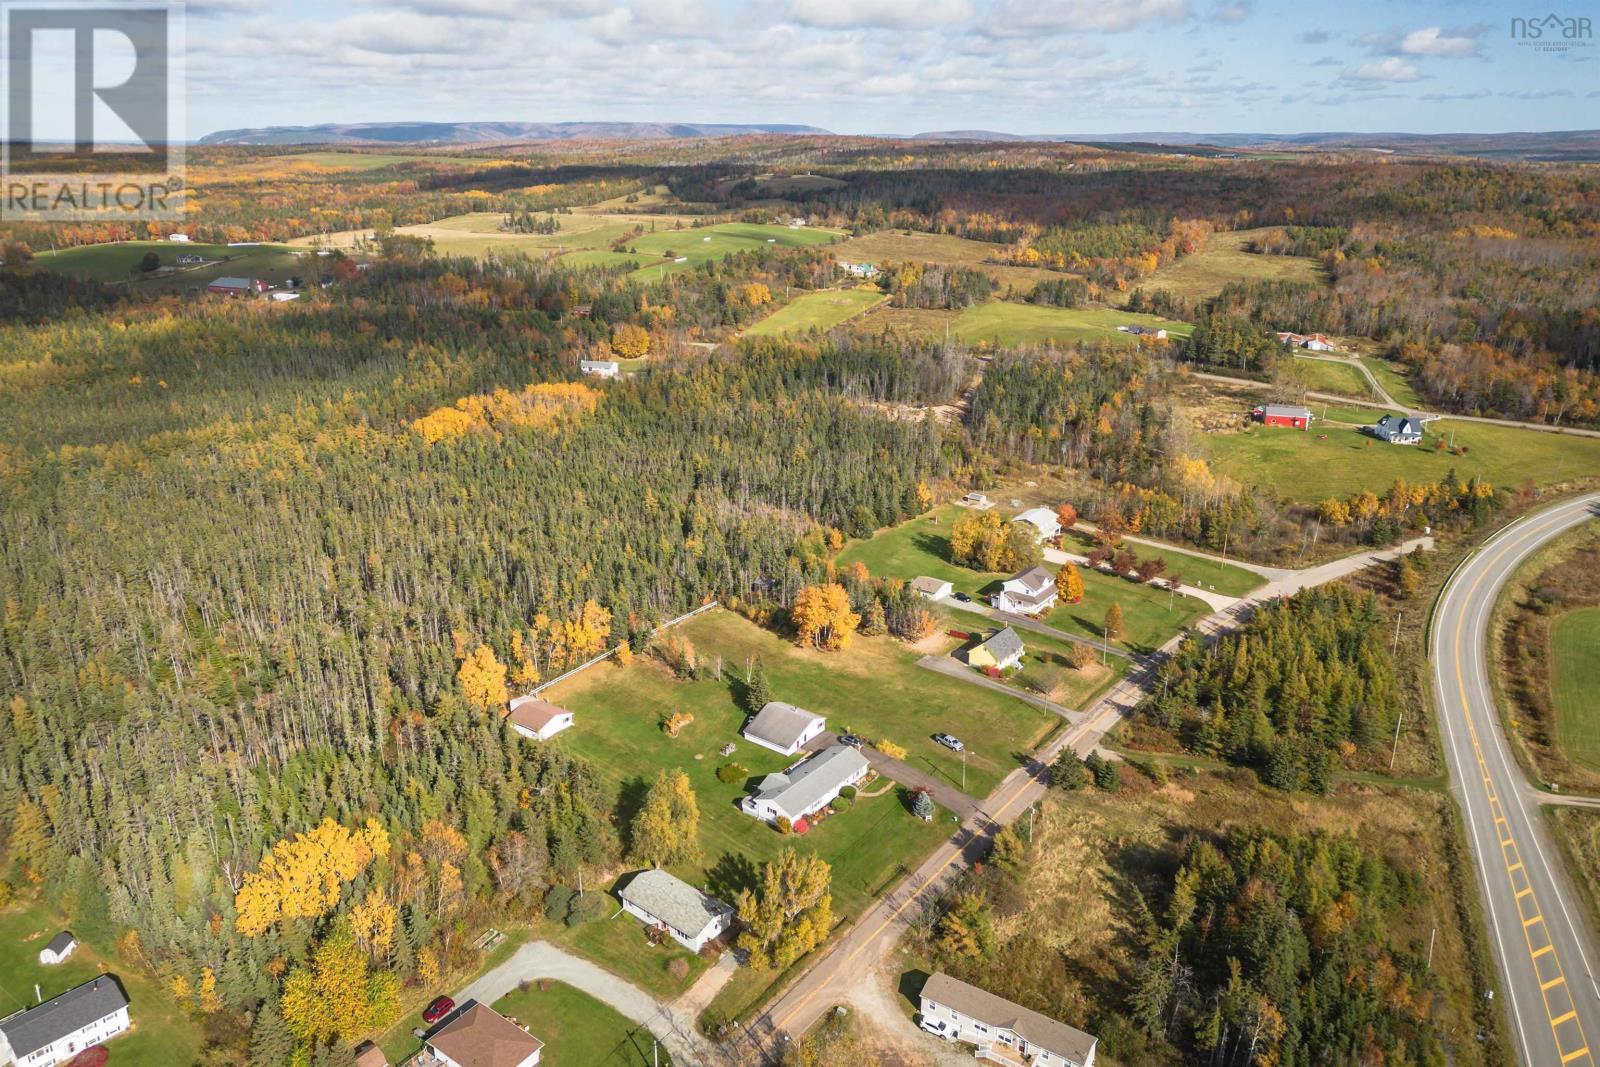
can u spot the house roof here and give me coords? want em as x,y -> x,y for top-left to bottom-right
1013,507 -> 1059,531
618,869 -> 734,939
208,276 -> 254,289
579,359 -> 618,371
977,627 -> 1024,663
507,695 -> 569,735
743,701 -> 824,750
1376,414 -> 1422,435
749,746 -> 868,819
921,973 -> 1097,1065
1262,404 -> 1313,419
0,976 -> 129,1059
911,576 -> 952,595
1004,566 -> 1055,595
427,1003 -> 544,1067
354,1043 -> 390,1067
43,931 -> 75,955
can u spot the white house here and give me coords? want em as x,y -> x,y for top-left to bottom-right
911,576 -> 953,601
618,869 -> 735,951
742,701 -> 826,756
425,1003 -> 542,1067
579,360 -> 619,379
919,972 -> 1097,1067
741,746 -> 869,825
1012,508 -> 1062,543
1116,324 -> 1167,340
167,233 -> 190,242
959,492 -> 993,509
992,566 -> 1058,616
506,696 -> 574,741
37,933 -> 75,966
837,260 -> 878,279
1367,413 -> 1424,445
0,976 -> 130,1067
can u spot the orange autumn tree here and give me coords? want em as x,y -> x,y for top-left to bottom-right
792,583 -> 860,651
1056,563 -> 1085,604
234,818 -> 390,936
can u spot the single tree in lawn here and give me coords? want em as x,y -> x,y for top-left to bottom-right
744,660 -> 772,713
629,769 -> 700,868
1104,602 -> 1126,642
910,787 -> 935,820
1056,562 -> 1085,604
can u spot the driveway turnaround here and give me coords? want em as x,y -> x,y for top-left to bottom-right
1432,494 -> 1600,1067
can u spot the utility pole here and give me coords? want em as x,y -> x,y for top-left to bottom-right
1389,711 -> 1404,771
1392,609 -> 1403,657
962,748 -> 967,793
1426,927 -> 1436,969
1101,623 -> 1109,665
1027,804 -> 1035,843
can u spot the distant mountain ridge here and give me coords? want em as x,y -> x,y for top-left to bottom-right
198,120 -> 833,146
911,128 -> 1600,160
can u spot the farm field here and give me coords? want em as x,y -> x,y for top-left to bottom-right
32,240 -> 305,288
829,230 -> 1068,290
546,608 -> 1053,812
1206,415 -> 1600,502
492,980 -> 674,1067
0,901 -> 202,1065
1059,529 -> 1265,598
625,222 -> 841,279
1291,356 -> 1376,399
1122,227 -> 1325,304
1552,607 -> 1600,771
950,302 -> 1194,348
744,287 -> 884,337
838,506 -> 1214,652
1362,355 -> 1426,408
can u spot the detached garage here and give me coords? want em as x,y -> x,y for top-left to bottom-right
742,701 -> 826,756
507,696 -> 575,741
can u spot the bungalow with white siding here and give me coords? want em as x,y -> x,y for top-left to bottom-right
911,576 -> 953,601
424,1003 -> 543,1067
0,976 -> 130,1067
740,746 -> 869,825
579,360 -> 619,379
742,701 -> 826,756
506,696 -> 574,741
617,869 -> 734,951
919,972 -> 1098,1067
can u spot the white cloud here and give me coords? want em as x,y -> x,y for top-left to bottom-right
980,0 -> 1189,36
788,0 -> 971,29
1346,57 -> 1420,82
1398,25 -> 1480,57
1210,0 -> 1250,25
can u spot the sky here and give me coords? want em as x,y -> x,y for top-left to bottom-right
178,0 -> 1597,138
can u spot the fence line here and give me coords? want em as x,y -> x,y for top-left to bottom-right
528,601 -> 720,697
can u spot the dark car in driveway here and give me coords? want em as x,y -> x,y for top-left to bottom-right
952,591 -> 972,603
423,995 -> 455,1024
837,733 -> 864,750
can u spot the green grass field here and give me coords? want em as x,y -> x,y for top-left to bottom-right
1291,356 -> 1376,399
949,302 -> 1194,348
838,506 -> 1213,652
1123,227 -> 1326,305
1207,416 -> 1600,503
492,980 -> 673,1067
1361,356 -> 1425,408
1060,530 -> 1263,598
1552,607 -> 1600,771
626,222 -> 840,280
0,901 -> 201,1065
829,231 -> 1067,290
743,288 -> 884,337
33,240 -> 305,289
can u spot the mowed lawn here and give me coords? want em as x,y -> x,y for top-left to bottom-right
0,901 -> 201,1065
1207,416 -> 1600,503
1122,227 -> 1326,304
627,222 -> 841,279
1059,530 -> 1264,598
743,288 -> 885,337
33,240 -> 305,288
493,980 -> 672,1067
839,507 -> 1214,652
950,302 -> 1194,348
1291,356 -> 1376,399
1552,608 -> 1600,771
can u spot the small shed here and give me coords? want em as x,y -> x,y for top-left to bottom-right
38,931 -> 77,966
507,696 -> 574,741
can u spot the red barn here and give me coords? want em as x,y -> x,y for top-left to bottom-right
206,276 -> 268,296
1252,404 -> 1314,430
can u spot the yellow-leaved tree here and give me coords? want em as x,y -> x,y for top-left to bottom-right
457,643 -> 509,710
234,818 -> 389,937
792,584 -> 860,652
280,923 -> 400,1043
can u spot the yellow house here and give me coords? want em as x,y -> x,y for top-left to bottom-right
967,627 -> 1025,670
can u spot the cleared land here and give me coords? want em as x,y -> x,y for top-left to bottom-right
32,240 -> 305,289
1290,356 -> 1376,399
1060,529 -> 1264,598
1123,227 -> 1326,304
838,507 -> 1213,652
950,303 -> 1194,348
625,222 -> 841,279
1361,356 -> 1426,408
1552,607 -> 1600,771
830,231 -> 1069,290
743,288 -> 885,337
1206,413 -> 1600,502
493,980 -> 673,1067
0,901 -> 201,1065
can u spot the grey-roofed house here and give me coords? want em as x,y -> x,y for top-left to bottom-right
992,565 -> 1058,616
1367,413 -> 1424,445
741,701 -> 827,756
0,976 -> 130,1067
911,576 -> 953,601
919,972 -> 1098,1067
617,869 -> 735,951
741,745 -> 870,825
578,359 -> 619,379
966,626 -> 1025,671
37,932 -> 75,966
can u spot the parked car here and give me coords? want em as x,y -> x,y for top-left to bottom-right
837,733 -> 864,750
423,995 -> 455,1023
952,592 -> 971,603
933,733 -> 964,752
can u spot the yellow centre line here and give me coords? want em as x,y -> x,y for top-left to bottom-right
1451,507 -> 1595,1067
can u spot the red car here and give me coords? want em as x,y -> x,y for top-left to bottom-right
423,996 -> 455,1024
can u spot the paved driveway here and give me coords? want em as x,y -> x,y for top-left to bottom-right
804,731 -> 981,819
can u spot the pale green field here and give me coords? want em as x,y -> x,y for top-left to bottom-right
831,230 -> 1068,289
1123,227 -> 1326,305
744,288 -> 885,337
1290,356 -> 1377,399
1553,607 -> 1600,771
950,302 -> 1194,347
33,240 -> 306,289
626,222 -> 841,279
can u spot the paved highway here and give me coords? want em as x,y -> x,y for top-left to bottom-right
1433,493 -> 1600,1067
